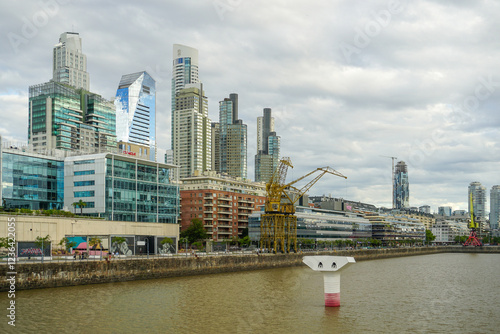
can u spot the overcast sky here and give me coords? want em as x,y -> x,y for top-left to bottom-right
1,0 -> 499,213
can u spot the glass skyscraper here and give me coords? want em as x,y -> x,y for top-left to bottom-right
394,161 -> 409,209
28,81 -> 116,153
115,71 -> 156,161
255,108 -> 280,183
469,181 -> 487,219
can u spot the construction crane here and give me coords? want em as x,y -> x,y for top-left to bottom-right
260,157 -> 347,253
464,192 -> 482,246
380,155 -> 397,208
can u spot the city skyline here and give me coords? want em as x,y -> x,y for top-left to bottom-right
1,1 -> 499,212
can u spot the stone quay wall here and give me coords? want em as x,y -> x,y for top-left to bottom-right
1,246 -> 499,291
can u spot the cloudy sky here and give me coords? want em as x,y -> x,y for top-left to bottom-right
1,0 -> 499,213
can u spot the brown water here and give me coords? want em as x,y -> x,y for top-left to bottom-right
2,253 -> 499,333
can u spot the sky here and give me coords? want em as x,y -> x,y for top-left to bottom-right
1,0 -> 499,213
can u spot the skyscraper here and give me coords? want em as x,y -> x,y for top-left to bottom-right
115,71 -> 156,161
255,108 -> 280,183
215,93 -> 247,178
28,81 -> 116,153
29,32 -> 115,153
489,185 -> 500,229
53,32 -> 90,91
172,83 -> 211,178
468,181 -> 487,219
171,44 -> 199,111
394,161 -> 409,209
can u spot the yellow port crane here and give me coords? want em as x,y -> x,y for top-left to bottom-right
260,157 -> 347,253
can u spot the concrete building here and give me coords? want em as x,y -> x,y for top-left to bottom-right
213,93 -> 247,179
490,185 -> 500,230
172,84 -> 211,178
394,161 -> 409,209
431,220 -> 469,244
115,71 -> 156,161
255,108 -> 280,183
419,205 -> 431,214
180,171 -> 266,241
52,32 -> 90,91
469,182 -> 487,219
364,212 -> 425,244
0,215 -> 178,257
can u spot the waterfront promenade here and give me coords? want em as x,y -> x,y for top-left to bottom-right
2,246 -> 499,292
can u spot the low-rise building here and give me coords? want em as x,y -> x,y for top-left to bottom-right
431,220 -> 469,243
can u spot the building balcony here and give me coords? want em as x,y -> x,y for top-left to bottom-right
204,202 -> 213,206
203,216 -> 213,220
218,197 -> 231,201
217,230 -> 233,235
204,196 -> 213,200
217,203 -> 232,208
204,210 -> 214,214
218,217 -> 233,222
238,199 -> 254,204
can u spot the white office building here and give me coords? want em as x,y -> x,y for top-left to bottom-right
53,32 -> 90,91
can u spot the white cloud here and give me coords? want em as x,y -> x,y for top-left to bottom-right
0,0 -> 499,213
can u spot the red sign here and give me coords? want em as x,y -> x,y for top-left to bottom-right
122,151 -> 136,156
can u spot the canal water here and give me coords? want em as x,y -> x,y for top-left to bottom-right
2,253 -> 499,333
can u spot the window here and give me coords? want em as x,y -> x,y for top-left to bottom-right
74,170 -> 95,176
74,190 -> 95,197
74,159 -> 95,165
74,180 -> 95,187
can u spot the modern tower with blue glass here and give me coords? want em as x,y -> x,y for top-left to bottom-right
394,161 -> 409,209
115,71 -> 156,161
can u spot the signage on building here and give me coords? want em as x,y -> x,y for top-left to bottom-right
122,151 -> 136,156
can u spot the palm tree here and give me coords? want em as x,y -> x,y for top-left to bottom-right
89,236 -> 103,260
74,199 -> 87,215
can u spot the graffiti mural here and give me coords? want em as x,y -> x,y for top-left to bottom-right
157,237 -> 176,254
18,242 -> 51,257
110,236 -> 134,255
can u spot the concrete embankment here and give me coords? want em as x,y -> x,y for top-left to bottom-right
2,246 -> 499,291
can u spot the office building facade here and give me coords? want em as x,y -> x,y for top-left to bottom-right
115,71 -> 156,161
28,81 -> 116,153
394,161 -> 409,209
255,108 -> 280,183
53,32 -> 90,91
64,153 -> 179,223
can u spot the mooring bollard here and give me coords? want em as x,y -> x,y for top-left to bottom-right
302,256 -> 356,307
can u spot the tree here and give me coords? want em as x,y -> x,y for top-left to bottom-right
59,237 -> 76,254
425,230 -> 436,245
180,219 -> 208,244
238,236 -> 251,248
73,199 -> 87,215
89,236 -> 103,259
35,235 -> 51,263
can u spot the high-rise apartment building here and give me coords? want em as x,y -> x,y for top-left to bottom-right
172,84 -> 211,178
489,185 -> 500,230
394,161 -> 409,209
115,71 -> 156,161
214,93 -> 247,178
255,108 -> 280,183
438,206 -> 452,216
171,44 -> 199,112
28,81 -> 116,153
53,32 -> 90,91
469,181 -> 487,219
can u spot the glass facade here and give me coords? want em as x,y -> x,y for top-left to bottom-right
104,157 -> 178,223
1,151 -> 64,210
114,71 -> 156,161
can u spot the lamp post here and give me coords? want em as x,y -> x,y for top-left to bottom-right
146,237 -> 149,259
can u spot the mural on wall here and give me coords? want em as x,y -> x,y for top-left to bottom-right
17,242 -> 51,257
67,236 -> 87,254
157,237 -> 176,254
110,236 -> 134,255
88,236 -> 109,256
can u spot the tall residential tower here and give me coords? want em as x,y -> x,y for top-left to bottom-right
214,93 -> 247,178
255,108 -> 280,183
490,185 -> 500,230
469,182 -> 487,220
